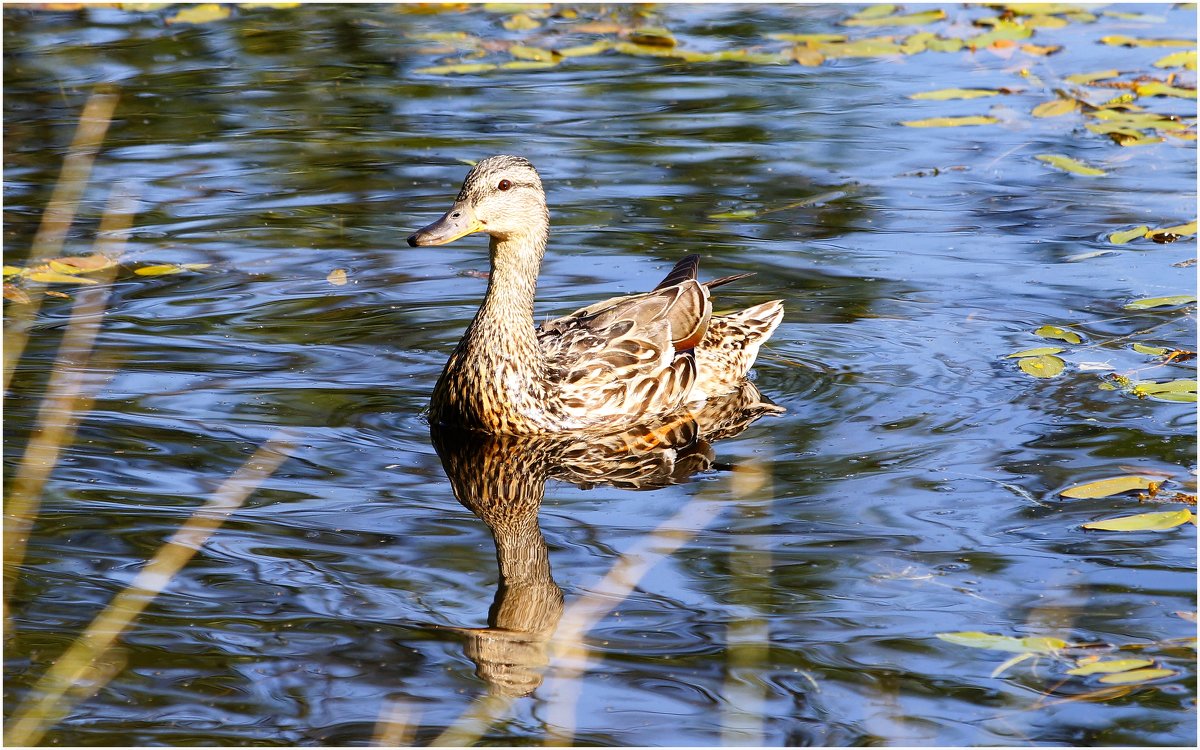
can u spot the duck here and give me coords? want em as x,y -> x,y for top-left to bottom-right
408,154 -> 783,435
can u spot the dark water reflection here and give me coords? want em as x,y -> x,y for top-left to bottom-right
4,3 -> 1196,746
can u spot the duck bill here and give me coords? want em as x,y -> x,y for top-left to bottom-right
407,204 -> 483,247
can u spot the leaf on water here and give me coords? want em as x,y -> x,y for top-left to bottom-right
1153,50 -> 1198,70
967,20 -> 1033,48
327,268 -> 348,286
1006,346 -> 1064,358
500,60 -> 559,70
1032,98 -> 1077,117
792,46 -> 825,66
628,27 -> 676,48
134,264 -> 187,276
27,271 -> 100,284
818,36 -> 907,58
1065,69 -> 1121,85
1035,154 -> 1105,176
554,41 -> 613,58
909,88 -> 1001,100
1135,82 -> 1198,99
936,631 -> 1068,654
708,209 -> 758,220
1083,509 -> 1194,531
900,115 -> 1000,128
1097,667 -> 1178,684
1132,343 -> 1170,356
2,265 -> 23,277
843,8 -> 946,27
1155,220 -> 1197,237
3,283 -> 31,304
49,254 -> 117,273
1089,109 -> 1190,132
1124,295 -> 1196,310
1018,354 -> 1066,378
1067,658 -> 1156,676
1060,476 -> 1159,499
508,44 -> 559,61
165,3 -> 231,24
501,13 -> 540,31
926,36 -> 964,52
1100,35 -> 1193,48
413,63 -> 498,75
1109,225 -> 1150,244
1034,325 -> 1082,344
408,31 -> 474,42
1131,379 -> 1198,402
847,4 -> 897,20
1021,43 -> 1061,56
769,33 -> 847,43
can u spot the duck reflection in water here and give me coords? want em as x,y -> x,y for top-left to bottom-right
429,380 -> 782,697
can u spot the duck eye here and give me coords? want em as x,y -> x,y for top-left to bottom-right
497,179 -> 512,191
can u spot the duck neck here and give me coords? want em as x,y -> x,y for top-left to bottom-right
469,229 -> 547,352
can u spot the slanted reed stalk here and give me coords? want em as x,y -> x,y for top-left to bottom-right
3,86 -> 119,392
3,434 -> 296,747
3,185 -> 137,592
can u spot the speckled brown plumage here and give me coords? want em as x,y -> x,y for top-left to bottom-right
408,154 -> 784,435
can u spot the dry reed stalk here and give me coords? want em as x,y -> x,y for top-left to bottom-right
2,434 -> 296,747
3,87 -> 119,392
3,186 -> 137,593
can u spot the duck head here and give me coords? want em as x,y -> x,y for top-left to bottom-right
407,155 -> 548,248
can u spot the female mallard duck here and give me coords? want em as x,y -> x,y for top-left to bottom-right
408,154 -> 783,435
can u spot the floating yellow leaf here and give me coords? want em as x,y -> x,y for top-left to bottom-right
1067,659 -> 1155,676
1005,346 -> 1064,358
819,36 -> 907,57
500,60 -> 559,70
1032,98 -> 1077,117
49,253 -> 117,273
27,271 -> 100,284
554,41 -> 613,58
1060,476 -> 1159,499
926,36 -> 964,52
628,28 -> 676,48
1065,69 -> 1120,85
1124,295 -> 1196,310
1021,43 -> 1061,56
1109,225 -> 1150,244
707,209 -> 758,220
1018,354 -> 1065,377
1132,343 -> 1170,356
134,264 -> 186,276
327,268 -> 348,286
1155,220 -> 1197,237
1153,50 -> 1197,70
967,20 -> 1033,48
843,8 -> 946,27
846,4 -> 897,20
408,31 -> 474,42
165,3 -> 230,24
413,63 -> 497,75
1098,667 -> 1177,684
1083,509 -> 1194,531
1034,324 -> 1082,344
501,13 -> 540,31
1135,82 -> 1197,99
1131,379 -> 1198,402
508,44 -> 559,61
909,88 -> 1000,100
1036,154 -> 1105,176
936,631 -> 1068,654
3,265 -> 25,277
1101,35 -> 1193,48
900,115 -> 1000,128
793,46 -> 825,66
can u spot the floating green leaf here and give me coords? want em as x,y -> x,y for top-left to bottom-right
843,8 -> 946,27
1032,99 -> 1078,117
1067,659 -> 1155,676
1131,379 -> 1198,402
1109,225 -> 1150,245
1097,667 -> 1178,684
937,631 -> 1068,654
1132,343 -> 1170,356
1082,509 -> 1194,531
1060,476 -> 1159,499
818,36 -> 907,57
900,115 -> 1000,128
1065,69 -> 1121,85
967,20 -> 1033,47
1036,154 -> 1106,176
1006,346 -> 1064,358
909,88 -> 1000,101
1124,295 -> 1196,310
413,62 -> 498,75
707,209 -> 758,220
1018,354 -> 1066,378
1153,50 -> 1197,70
1034,325 -> 1082,344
